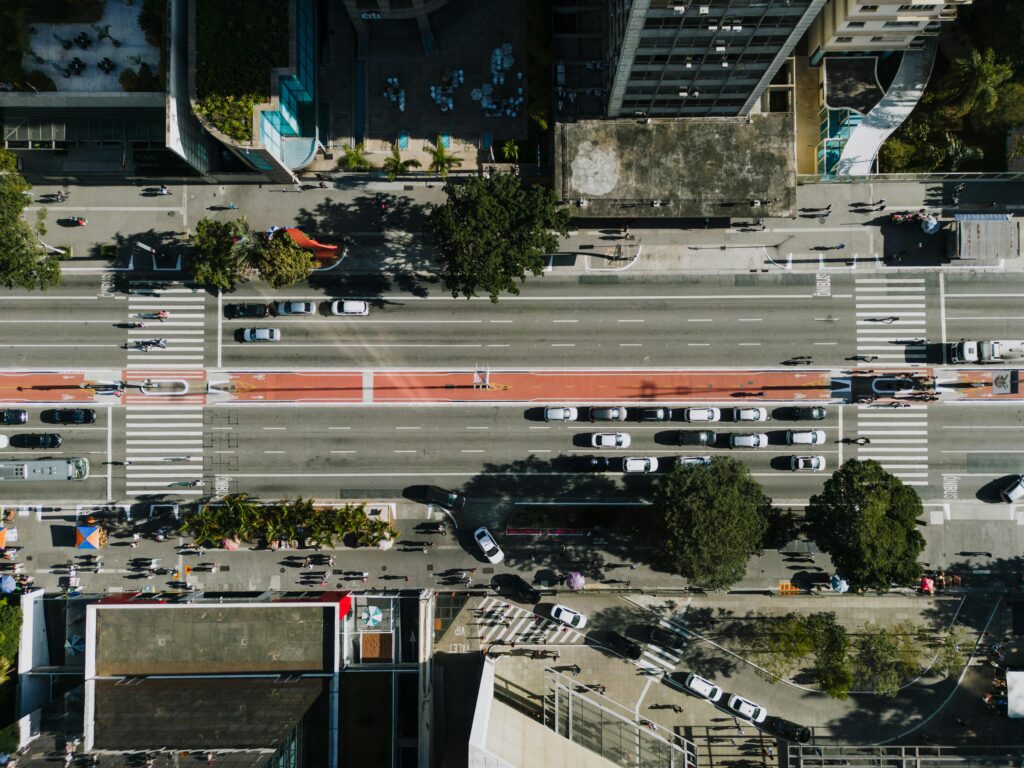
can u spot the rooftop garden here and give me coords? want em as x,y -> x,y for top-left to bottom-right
194,0 -> 289,143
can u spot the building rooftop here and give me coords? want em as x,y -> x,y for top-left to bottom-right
554,116 -> 796,220
93,603 -> 336,676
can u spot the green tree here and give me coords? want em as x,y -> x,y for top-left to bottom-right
502,139 -> 519,164
339,142 -> 371,172
425,136 -> 463,178
853,625 -> 919,697
749,615 -> 812,681
189,217 -> 248,292
382,143 -> 421,181
0,602 -> 21,686
651,457 -> 771,590
805,612 -> 853,700
0,152 -> 61,291
933,624 -> 969,678
429,173 -> 570,302
807,460 -> 924,591
254,233 -> 316,289
939,47 -> 1014,117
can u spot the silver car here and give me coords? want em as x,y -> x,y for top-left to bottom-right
589,406 -> 628,422
791,455 -> 826,472
730,433 -> 768,449
544,406 -> 578,422
241,328 -> 281,343
684,407 -> 721,423
786,430 -> 826,445
734,407 -> 769,422
275,301 -> 315,316
592,432 -> 631,449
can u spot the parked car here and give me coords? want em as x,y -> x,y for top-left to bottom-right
577,455 -> 611,472
623,456 -> 658,474
645,625 -> 688,652
763,716 -> 811,744
684,407 -> 721,423
1002,475 -> 1024,503
786,430 -> 826,445
275,301 -> 315,316
424,486 -> 466,511
589,406 -> 628,422
727,694 -> 767,723
791,455 -> 826,472
544,406 -> 578,422
241,328 -> 281,343
225,303 -> 269,319
730,433 -> 768,449
593,432 -> 631,449
44,409 -> 95,425
682,672 -> 723,702
791,406 -> 827,421
13,433 -> 62,449
640,407 -> 672,422
551,604 -> 587,628
678,429 -> 716,446
473,527 -> 504,564
733,407 -> 768,422
0,409 -> 27,425
604,631 -> 643,660
492,573 -> 541,604
677,455 -> 712,467
329,300 -> 370,316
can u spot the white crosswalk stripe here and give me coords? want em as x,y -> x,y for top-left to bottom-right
639,618 -> 691,674
854,404 -> 929,486
854,278 -> 927,366
124,405 -> 205,497
475,596 -> 585,645
126,286 -> 206,369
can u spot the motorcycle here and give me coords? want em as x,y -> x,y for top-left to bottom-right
72,217 -> 87,226
126,322 -> 145,330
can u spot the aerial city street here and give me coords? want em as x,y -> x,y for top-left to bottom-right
0,0 -> 1023,766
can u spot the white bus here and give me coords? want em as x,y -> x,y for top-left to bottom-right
0,458 -> 89,481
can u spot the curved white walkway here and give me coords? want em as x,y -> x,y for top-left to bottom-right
836,40 -> 938,176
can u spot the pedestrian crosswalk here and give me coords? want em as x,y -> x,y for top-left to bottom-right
854,278 -> 928,366
475,596 -> 586,646
124,405 -> 205,497
639,618 -> 690,675
126,287 -> 206,369
853,404 -> 928,487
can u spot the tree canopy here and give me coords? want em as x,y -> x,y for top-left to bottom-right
938,47 -> 1014,117
254,233 -> 316,289
189,217 -> 316,291
0,149 -> 61,291
806,459 -> 924,591
651,457 -> 771,590
429,173 -> 570,302
190,217 -> 247,292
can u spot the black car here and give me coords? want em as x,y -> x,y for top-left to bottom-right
678,429 -> 716,446
0,409 -> 27,425
423,486 -> 466,512
577,455 -> 611,472
226,303 -> 270,319
492,573 -> 541,604
640,407 -> 672,422
763,716 -> 811,744
603,631 -> 644,660
45,408 -> 96,425
13,433 -> 62,449
645,625 -> 688,652
792,406 -> 827,421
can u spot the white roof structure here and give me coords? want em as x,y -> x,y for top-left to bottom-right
1008,670 -> 1024,719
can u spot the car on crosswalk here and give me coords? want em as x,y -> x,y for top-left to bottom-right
551,604 -> 587,628
645,625 -> 688,651
604,631 -> 643,660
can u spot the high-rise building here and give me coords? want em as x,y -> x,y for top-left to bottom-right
809,0 -> 973,62
603,0 -> 828,118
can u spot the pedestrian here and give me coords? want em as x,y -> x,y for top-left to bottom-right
629,564 -> 637,571
404,576 -> 409,582
226,202 -> 237,210
876,199 -> 886,211
671,704 -> 683,713
328,555 -> 335,566
319,577 -> 328,586
303,556 -> 312,569
824,203 -> 832,213
822,208 -> 831,219
131,532 -> 140,548
836,243 -> 846,250
624,580 -> 631,588
510,641 -> 516,648
569,664 -> 581,676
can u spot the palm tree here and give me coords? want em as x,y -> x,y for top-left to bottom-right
339,142 -> 372,172
940,48 -> 1014,117
382,143 -> 422,181
944,133 -> 983,171
501,140 -> 519,164
425,136 -> 463,178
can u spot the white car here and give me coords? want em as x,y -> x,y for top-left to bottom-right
544,406 -> 578,422
734,407 -> 769,422
275,301 -> 315,316
1002,475 -> 1024,503
473,526 -> 504,564
242,328 -> 281,343
623,457 -> 658,474
730,433 -> 769,449
791,455 -> 826,472
677,455 -> 712,467
329,300 -> 370,316
592,432 -> 631,449
786,430 -> 826,446
684,407 -> 721,423
551,604 -> 587,629
683,673 -> 723,702
727,694 -> 767,723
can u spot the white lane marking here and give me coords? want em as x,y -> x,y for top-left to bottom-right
737,318 -> 762,322
330,450 -> 357,454
617,319 -> 645,323
552,320 -> 578,324
687,318 -> 713,323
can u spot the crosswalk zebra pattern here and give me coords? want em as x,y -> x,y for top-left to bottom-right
854,278 -> 927,366
854,404 -> 928,487
639,617 -> 690,675
475,596 -> 586,645
124,405 -> 205,498
126,287 -> 206,369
